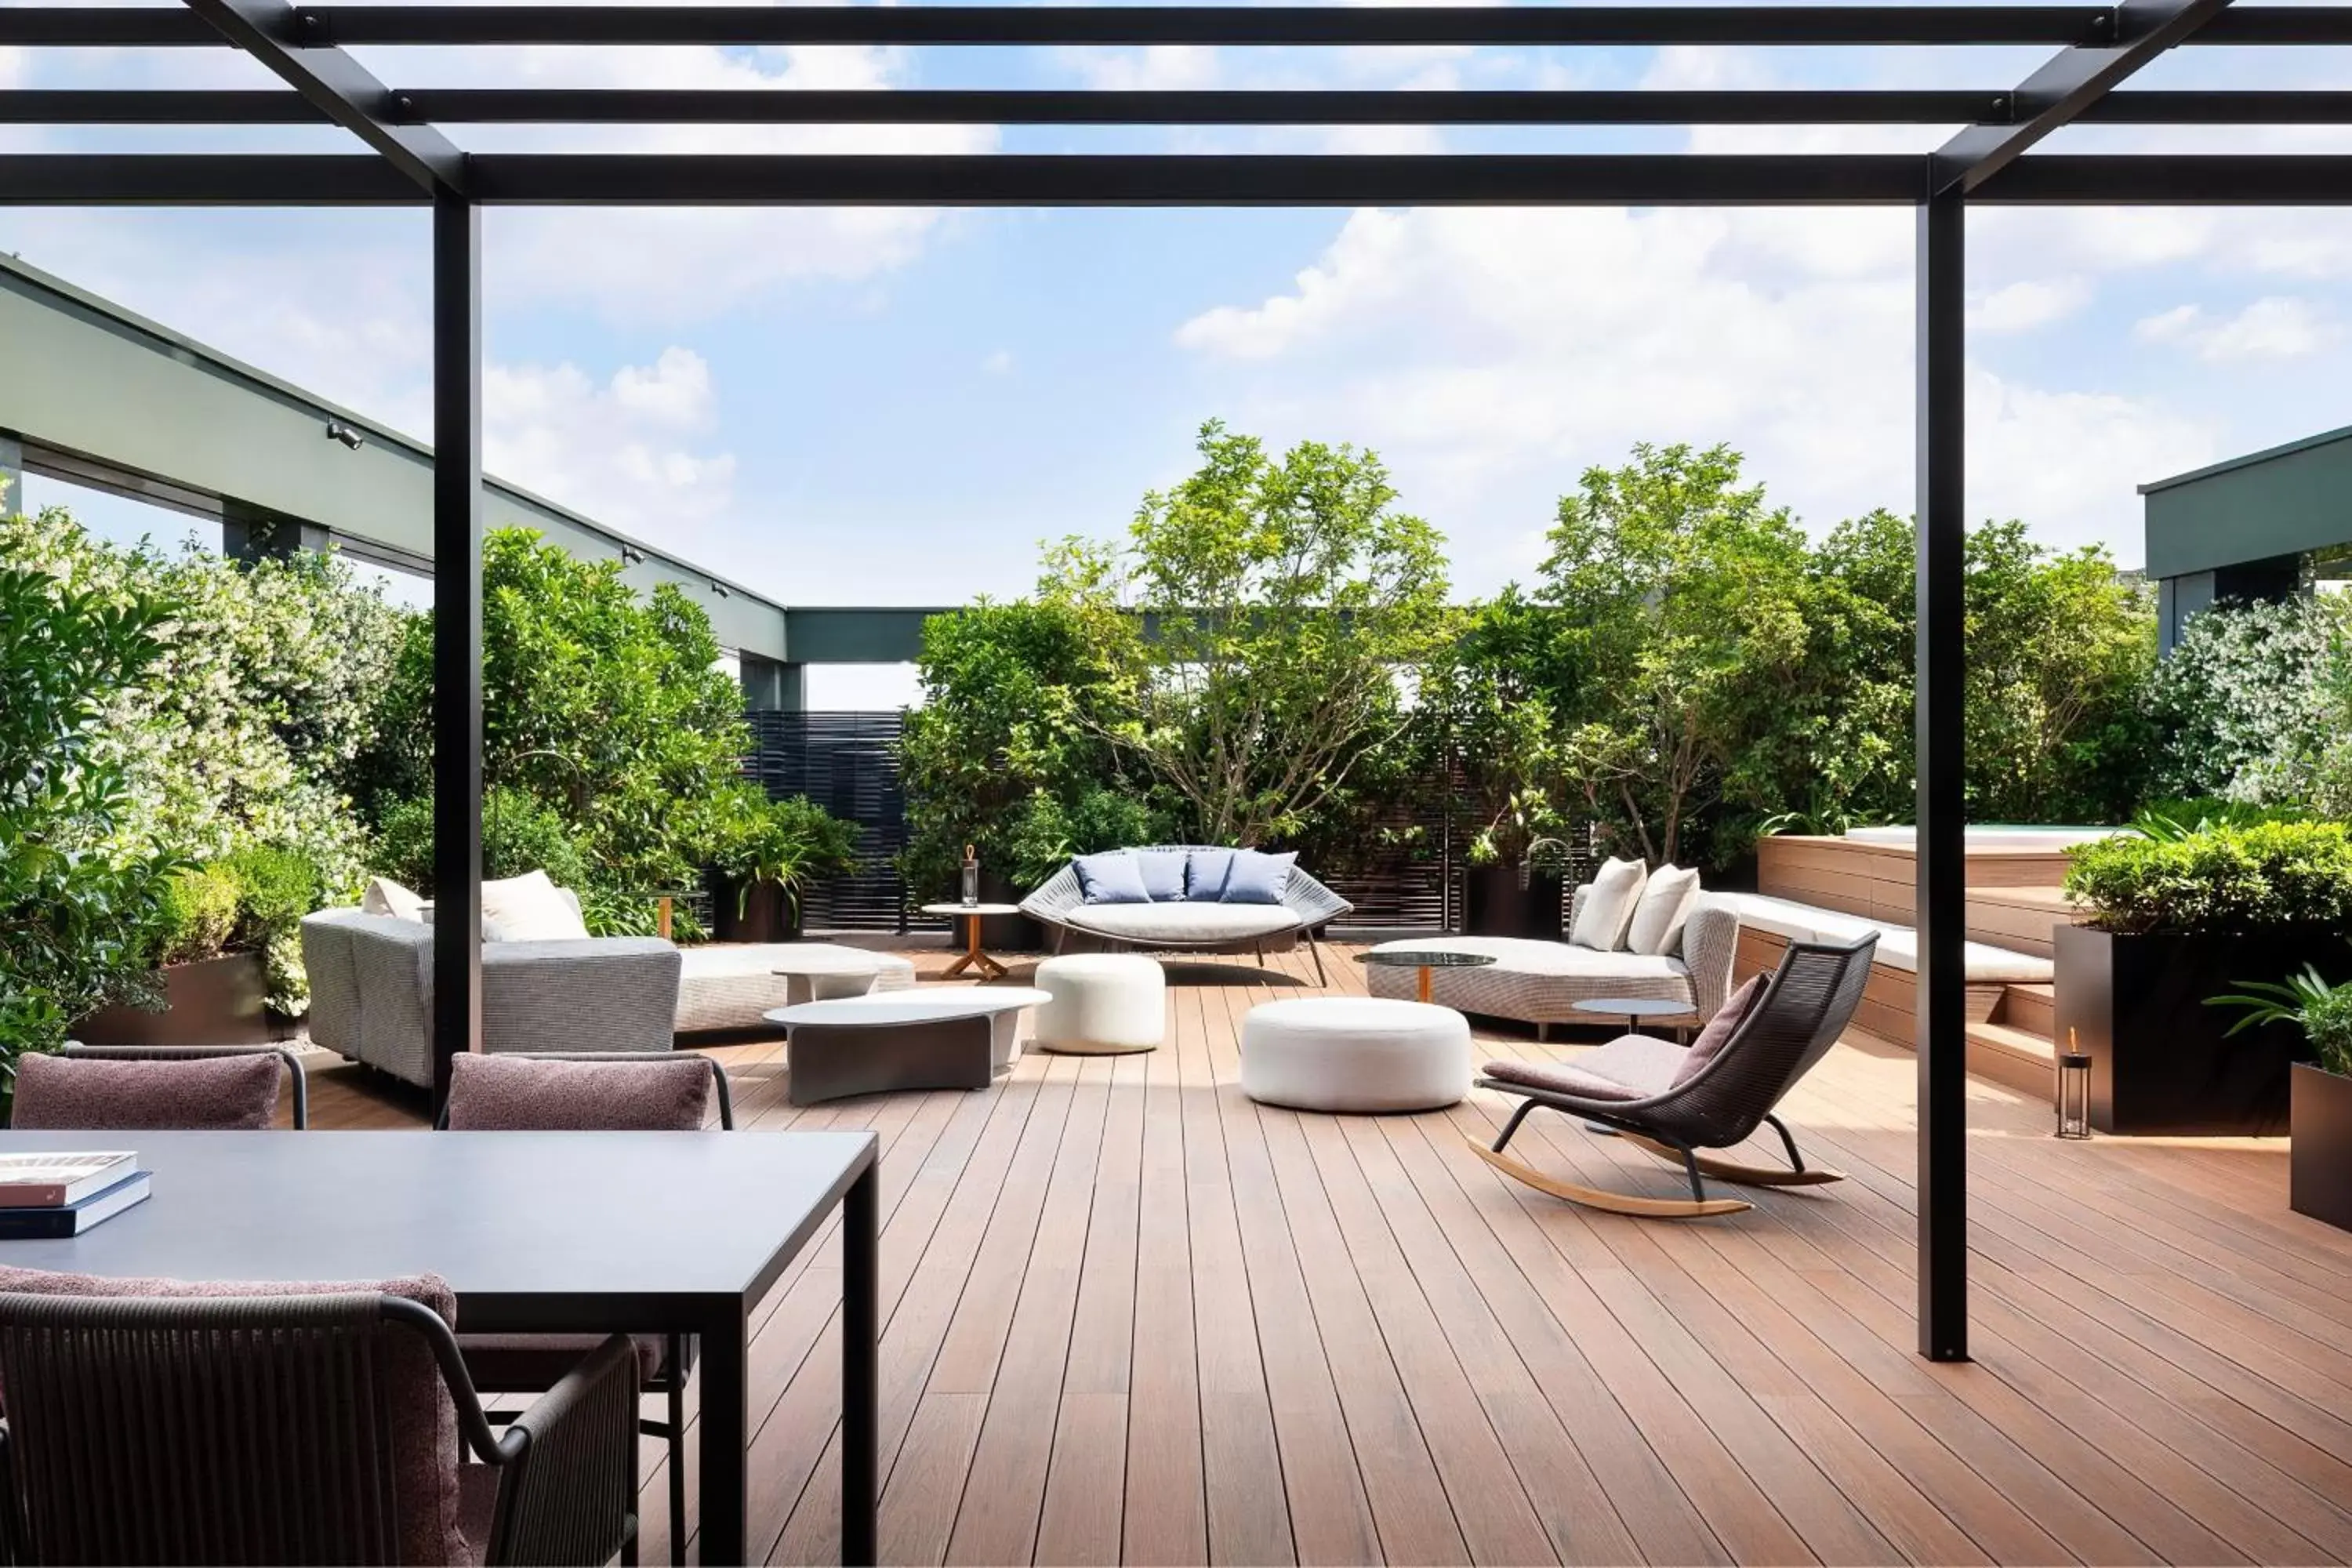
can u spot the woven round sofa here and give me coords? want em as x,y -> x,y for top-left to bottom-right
1019,846 -> 1353,983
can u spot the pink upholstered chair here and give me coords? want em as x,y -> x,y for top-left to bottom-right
13,1044 -> 309,1130
0,1266 -> 639,1566
438,1051 -> 730,1565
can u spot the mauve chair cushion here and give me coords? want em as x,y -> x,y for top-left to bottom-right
1670,972 -> 1768,1088
11,1051 -> 281,1131
443,1051 -> 711,1132
0,1266 -> 466,1566
1483,1033 -> 1690,1102
1480,1057 -> 1646,1101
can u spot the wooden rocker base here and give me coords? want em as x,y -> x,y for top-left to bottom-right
1468,1136 -> 1751,1218
1621,1132 -> 1848,1189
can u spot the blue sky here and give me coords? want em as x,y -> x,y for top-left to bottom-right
7,4 -> 2352,705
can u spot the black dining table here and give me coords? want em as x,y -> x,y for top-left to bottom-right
0,1128 -> 880,1567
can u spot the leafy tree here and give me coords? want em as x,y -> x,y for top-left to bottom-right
359,528 -> 754,923
1537,441 -> 1811,866
896,598 -> 1140,898
1417,588 -> 1581,866
0,521 -> 181,1062
1,509 -> 405,897
1044,419 -> 1452,846
2145,593 -> 2350,804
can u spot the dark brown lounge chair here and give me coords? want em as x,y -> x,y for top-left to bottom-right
1471,933 -> 1877,1218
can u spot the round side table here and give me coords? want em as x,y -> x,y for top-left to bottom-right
1354,948 -> 1497,1004
920,902 -> 1023,981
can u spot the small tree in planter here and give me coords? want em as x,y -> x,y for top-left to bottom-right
2058,821 -> 2352,1134
79,848 -> 322,1047
2209,964 -> 2352,1231
708,791 -> 862,943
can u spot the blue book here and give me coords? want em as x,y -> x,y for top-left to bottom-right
0,1171 -> 151,1239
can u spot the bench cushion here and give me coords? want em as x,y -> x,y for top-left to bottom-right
1711,893 -> 2053,983
1063,902 -> 1301,944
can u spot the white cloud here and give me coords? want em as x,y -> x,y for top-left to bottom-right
1172,205 -> 2215,581
2133,296 -> 2341,361
481,350 -> 739,528
1969,277 -> 2092,334
982,350 -> 1016,376
1058,45 -> 1223,92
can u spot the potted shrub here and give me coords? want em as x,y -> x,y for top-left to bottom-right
710,793 -> 862,944
2208,964 -> 2352,1232
77,848 -> 320,1047
1463,793 -> 1571,939
2056,820 -> 2352,1135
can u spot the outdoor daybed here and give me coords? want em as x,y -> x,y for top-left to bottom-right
1021,845 -> 1353,983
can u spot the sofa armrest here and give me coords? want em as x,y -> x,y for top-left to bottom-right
1566,884 -> 1592,946
1679,899 -> 1740,1019
481,938 -> 682,1056
1020,865 -> 1086,926
1282,866 -> 1352,930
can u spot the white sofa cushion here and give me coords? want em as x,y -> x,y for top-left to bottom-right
361,876 -> 426,922
1062,902 -> 1301,944
480,870 -> 590,942
1625,864 -> 1701,956
1569,858 -> 1646,951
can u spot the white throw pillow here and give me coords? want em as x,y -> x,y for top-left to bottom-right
478,869 -> 590,942
361,876 -> 425,922
1567,857 -> 1646,951
1625,864 -> 1703,956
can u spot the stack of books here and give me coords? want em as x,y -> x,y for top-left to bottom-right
0,1152 -> 151,1238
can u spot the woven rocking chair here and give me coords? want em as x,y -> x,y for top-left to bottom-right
1471,932 -> 1877,1218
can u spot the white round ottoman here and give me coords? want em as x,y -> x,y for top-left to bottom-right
1033,953 -> 1166,1054
1241,998 -> 1472,1112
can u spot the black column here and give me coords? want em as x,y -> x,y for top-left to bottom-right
431,190 -> 484,1109
1915,191 -> 1969,1362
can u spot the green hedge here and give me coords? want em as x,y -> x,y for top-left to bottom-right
2064,821 -> 2352,935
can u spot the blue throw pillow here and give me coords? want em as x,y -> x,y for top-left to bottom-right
1134,850 -> 1189,903
1073,850 -> 1151,906
1185,848 -> 1236,902
1221,848 -> 1298,905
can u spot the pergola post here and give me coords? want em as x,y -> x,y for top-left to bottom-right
431,189 -> 483,1109
1915,190 -> 1969,1362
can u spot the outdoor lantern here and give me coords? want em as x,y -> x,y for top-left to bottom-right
961,843 -> 981,907
2056,1029 -> 2093,1140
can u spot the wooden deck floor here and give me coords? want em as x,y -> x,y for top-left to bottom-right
306,943 -> 2352,1566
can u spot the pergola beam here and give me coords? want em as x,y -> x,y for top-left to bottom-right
176,0 -> 466,196
1933,0 -> 2238,194
19,86 -> 2352,128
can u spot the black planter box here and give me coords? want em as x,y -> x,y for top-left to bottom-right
2292,1063 -> 2352,1232
76,953 -> 289,1047
710,874 -> 802,944
2053,924 -> 2346,1137
1462,865 -> 1563,939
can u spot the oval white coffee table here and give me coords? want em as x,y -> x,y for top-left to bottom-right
767,988 -> 1051,1105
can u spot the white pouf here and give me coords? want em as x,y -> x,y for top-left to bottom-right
1241,997 -> 1472,1112
1033,953 -> 1166,1054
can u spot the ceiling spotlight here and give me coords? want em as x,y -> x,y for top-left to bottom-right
325,420 -> 365,450
619,546 -> 646,566
710,582 -> 731,599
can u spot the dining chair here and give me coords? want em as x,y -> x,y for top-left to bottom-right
0,1272 -> 639,1566
437,1050 -> 731,1564
13,1044 -> 309,1130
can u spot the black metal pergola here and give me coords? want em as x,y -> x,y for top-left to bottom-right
7,0 -> 2346,1446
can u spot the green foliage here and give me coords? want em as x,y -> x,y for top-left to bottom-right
358,528 -> 753,909
1043,419 -> 1451,847
898,599 -> 1146,898
0,522 -> 182,1063
1419,589 -> 1575,867
2206,960 -> 2352,1076
998,786 -> 1170,889
154,865 -> 241,967
710,789 -> 862,916
372,787 -> 593,898
220,845 -> 325,1012
2146,594 -> 2349,804
2064,821 -> 2352,935
2,508 -> 404,900
2130,796 -> 2309,842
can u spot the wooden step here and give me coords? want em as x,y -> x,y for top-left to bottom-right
2000,981 -> 2054,1039
1965,1019 -> 2056,1102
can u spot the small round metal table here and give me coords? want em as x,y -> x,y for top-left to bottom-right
1571,996 -> 1698,1044
920,902 -> 1023,981
1355,949 -> 1497,1004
